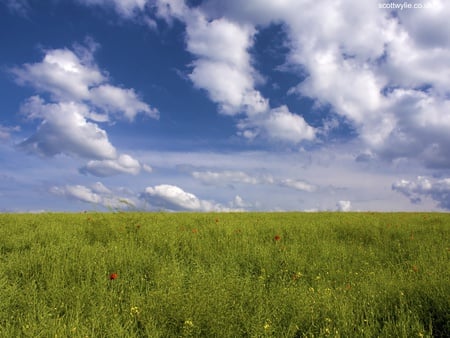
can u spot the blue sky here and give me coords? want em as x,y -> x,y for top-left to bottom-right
1,0 -> 450,212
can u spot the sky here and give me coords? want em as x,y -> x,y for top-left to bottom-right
1,0 -> 450,212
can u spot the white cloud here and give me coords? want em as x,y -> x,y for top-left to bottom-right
12,44 -> 158,122
91,181 -> 112,194
19,96 -> 117,160
240,105 -> 315,143
12,48 -> 104,101
76,0 -> 148,18
185,13 -> 268,116
142,163 -> 153,173
279,178 -> 316,192
141,184 -> 237,211
195,0 -> 450,166
392,176 -> 450,210
80,154 -> 142,177
50,185 -> 102,204
374,89 -> 450,168
159,5 -> 314,144
90,84 -> 158,121
0,124 -> 20,140
50,182 -> 136,209
191,170 -> 261,185
336,200 -> 352,212
12,42 -> 157,175
190,168 -> 316,192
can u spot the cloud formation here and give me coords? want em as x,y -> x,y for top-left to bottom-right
141,184 -> 239,211
155,0 -> 316,144
50,182 -> 136,209
0,124 -> 20,140
19,96 -> 117,159
392,176 -> 450,210
190,168 -> 316,192
12,45 -> 158,121
80,154 -> 142,177
190,0 -> 450,165
336,200 -> 352,212
76,0 -> 148,18
12,41 -> 158,176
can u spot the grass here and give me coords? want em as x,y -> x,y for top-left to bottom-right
0,212 -> 448,337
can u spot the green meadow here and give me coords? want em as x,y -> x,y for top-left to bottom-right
0,212 -> 448,337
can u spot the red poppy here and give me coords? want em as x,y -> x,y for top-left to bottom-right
109,273 -> 118,280
274,235 -> 281,241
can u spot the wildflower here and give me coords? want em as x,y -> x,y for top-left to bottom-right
292,272 -> 303,280
274,235 -> 281,241
109,273 -> 118,280
183,320 -> 194,329
130,306 -> 140,316
263,320 -> 271,330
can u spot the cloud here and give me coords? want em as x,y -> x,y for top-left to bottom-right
185,13 -> 268,116
19,96 -> 117,159
12,44 -> 158,121
190,168 -> 316,192
191,170 -> 262,185
80,154 -> 142,177
157,3 -> 315,145
76,0 -> 148,18
278,178 -> 316,192
392,176 -> 450,210
377,89 -> 450,168
0,124 -> 20,140
141,184 -> 237,211
336,200 -> 352,212
50,182 -> 136,209
194,0 -> 450,166
12,47 -> 104,101
90,84 -> 159,120
12,41 -> 158,175
239,105 -> 315,143
2,0 -> 30,16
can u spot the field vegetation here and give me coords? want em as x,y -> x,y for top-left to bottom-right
0,212 -> 449,337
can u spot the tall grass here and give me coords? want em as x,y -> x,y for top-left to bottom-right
0,212 -> 448,337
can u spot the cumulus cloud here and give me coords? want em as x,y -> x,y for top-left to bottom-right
50,182 -> 136,209
392,176 -> 450,210
239,105 -> 315,143
12,48 -> 104,101
336,200 -> 352,212
156,2 -> 315,145
19,96 -> 117,159
190,0 -> 450,166
80,154 -> 142,177
89,84 -> 159,120
12,41 -> 157,175
141,184 -> 237,211
12,45 -> 157,121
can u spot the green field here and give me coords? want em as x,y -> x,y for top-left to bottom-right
0,212 -> 448,337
